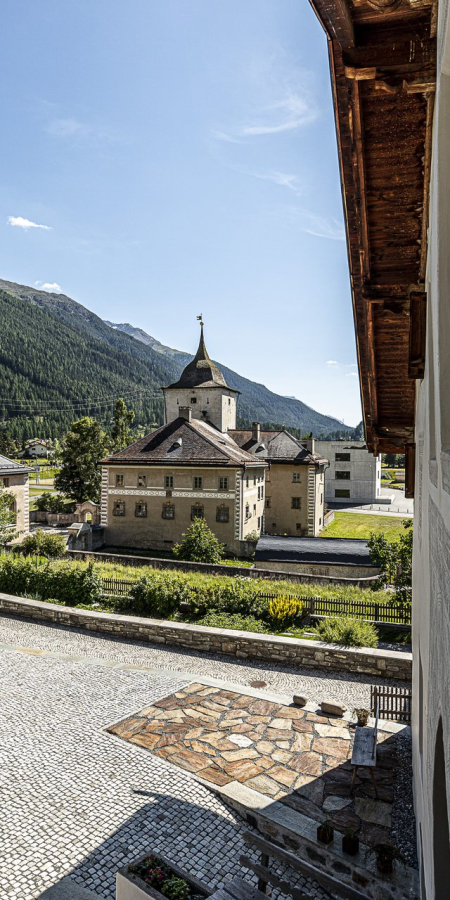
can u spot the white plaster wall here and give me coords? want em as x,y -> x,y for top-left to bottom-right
413,2 -> 450,895
164,386 -> 237,431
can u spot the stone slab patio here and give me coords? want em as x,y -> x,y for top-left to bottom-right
107,681 -> 399,849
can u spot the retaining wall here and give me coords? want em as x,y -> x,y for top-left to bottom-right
66,550 -> 380,588
0,592 -> 411,680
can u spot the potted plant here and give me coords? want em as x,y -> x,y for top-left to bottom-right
370,843 -> 404,875
353,708 -> 370,727
342,828 -> 360,856
116,852 -> 210,900
317,820 -> 334,845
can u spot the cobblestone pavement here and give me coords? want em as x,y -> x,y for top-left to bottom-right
0,613 -> 409,710
0,639 -> 335,900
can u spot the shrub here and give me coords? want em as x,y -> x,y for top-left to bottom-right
245,531 -> 260,543
173,518 -> 224,563
0,556 -> 102,605
314,616 -> 378,648
268,595 -> 305,631
129,571 -> 192,617
35,494 -> 74,514
196,610 -> 269,633
20,529 -> 67,558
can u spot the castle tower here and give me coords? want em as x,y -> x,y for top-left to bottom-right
163,324 -> 239,432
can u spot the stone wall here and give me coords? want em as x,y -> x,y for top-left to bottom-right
0,592 -> 411,680
253,560 -> 379,579
66,549 -> 380,588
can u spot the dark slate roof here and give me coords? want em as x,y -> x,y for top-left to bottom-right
255,534 -> 375,568
102,417 -> 268,468
165,326 -> 238,391
0,455 -> 32,476
230,429 -> 328,466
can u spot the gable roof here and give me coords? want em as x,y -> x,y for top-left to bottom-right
230,429 -> 328,466
102,417 -> 267,468
0,455 -> 32,477
165,325 -> 238,391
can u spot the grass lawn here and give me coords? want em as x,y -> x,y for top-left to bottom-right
320,511 -> 408,541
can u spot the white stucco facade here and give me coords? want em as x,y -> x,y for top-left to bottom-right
315,440 -> 381,505
412,2 -> 450,897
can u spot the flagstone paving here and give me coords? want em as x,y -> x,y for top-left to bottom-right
108,681 -> 399,849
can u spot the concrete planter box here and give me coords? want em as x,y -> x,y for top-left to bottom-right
116,852 -> 210,900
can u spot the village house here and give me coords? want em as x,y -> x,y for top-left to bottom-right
315,439 -> 382,506
100,327 -> 266,556
0,454 -> 31,538
230,425 -> 328,536
18,438 -> 50,459
311,0 -> 448,894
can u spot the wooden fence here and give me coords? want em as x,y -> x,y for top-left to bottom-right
371,685 -> 412,723
100,578 -> 412,625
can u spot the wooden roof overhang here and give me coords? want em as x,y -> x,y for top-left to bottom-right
309,0 -> 436,478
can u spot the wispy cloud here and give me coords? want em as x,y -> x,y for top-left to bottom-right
253,171 -> 302,195
35,281 -> 62,293
301,212 -> 345,241
346,372 -> 358,377
46,117 -> 91,138
212,51 -> 318,144
8,216 -> 52,231
327,360 -> 338,367
326,360 -> 359,376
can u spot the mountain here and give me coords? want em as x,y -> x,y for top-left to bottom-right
0,278 -> 353,442
104,320 -> 352,436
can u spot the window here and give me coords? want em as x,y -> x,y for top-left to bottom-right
319,517 -> 322,526
320,494 -> 323,504
336,470 -> 350,480
292,472 -> 301,483
335,488 -> 350,498
191,504 -> 204,520
245,503 -> 250,519
292,497 -> 301,509
335,452 -> 351,462
193,476 -> 203,490
261,485 -> 264,499
113,500 -> 125,516
165,475 -> 174,489
137,474 -> 147,488
228,398 -> 231,405
135,502 -> 147,517
296,523 -> 302,531
257,487 -> 261,500
246,476 -> 249,488
253,503 -> 257,514
218,477 -> 229,490
0,477 -> 9,488
265,497 -> 271,508
115,474 -> 124,487
257,517 -> 261,529
253,475 -> 257,486
216,505 -> 229,523
191,397 -> 197,404
162,503 -> 175,519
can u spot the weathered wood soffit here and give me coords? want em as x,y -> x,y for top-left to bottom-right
309,0 -> 436,455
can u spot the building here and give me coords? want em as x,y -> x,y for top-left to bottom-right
231,425 -> 328,536
311,0 -> 447,895
254,534 -> 378,581
315,440 -> 381,505
101,327 -> 266,556
0,454 -> 31,538
18,439 -> 50,459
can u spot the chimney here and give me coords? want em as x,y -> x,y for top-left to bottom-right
252,422 -> 261,442
179,407 -> 192,422
304,433 -> 315,454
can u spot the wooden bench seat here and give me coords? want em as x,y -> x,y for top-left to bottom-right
351,701 -> 379,798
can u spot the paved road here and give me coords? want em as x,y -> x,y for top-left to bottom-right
0,620 -> 334,900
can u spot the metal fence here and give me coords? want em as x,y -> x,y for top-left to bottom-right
101,578 -> 411,626
371,685 -> 412,723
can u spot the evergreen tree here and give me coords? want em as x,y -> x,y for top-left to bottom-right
0,490 -> 19,547
54,417 -> 110,503
111,398 -> 135,452
0,430 -> 16,458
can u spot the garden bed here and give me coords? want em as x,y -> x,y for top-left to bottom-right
116,852 -> 210,900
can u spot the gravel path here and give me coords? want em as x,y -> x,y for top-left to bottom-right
0,612 -> 409,710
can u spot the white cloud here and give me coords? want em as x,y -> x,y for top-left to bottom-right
327,360 -> 338,367
346,372 -> 358,377
253,171 -> 302,195
35,281 -> 62,293
301,212 -> 345,241
8,216 -> 52,231
46,117 -> 91,138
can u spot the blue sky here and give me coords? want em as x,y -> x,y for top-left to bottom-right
2,0 -> 361,426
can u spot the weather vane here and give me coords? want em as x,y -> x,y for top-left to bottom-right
197,313 -> 204,326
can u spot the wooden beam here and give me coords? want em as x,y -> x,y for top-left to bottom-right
409,289 -> 427,378
309,0 -> 355,49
